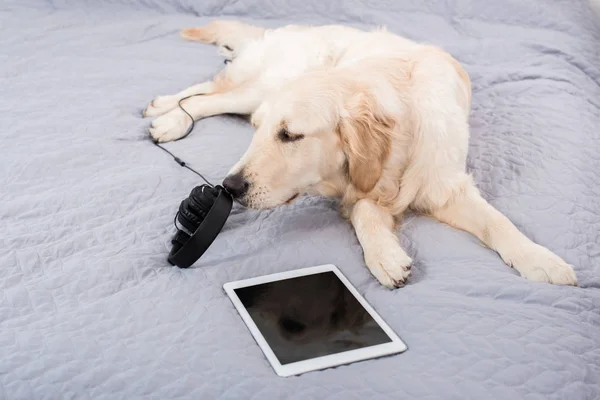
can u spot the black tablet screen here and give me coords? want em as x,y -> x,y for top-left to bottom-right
234,271 -> 392,365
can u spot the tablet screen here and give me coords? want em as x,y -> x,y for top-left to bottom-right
233,271 -> 392,365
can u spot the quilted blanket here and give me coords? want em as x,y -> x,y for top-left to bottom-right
1,0 -> 599,399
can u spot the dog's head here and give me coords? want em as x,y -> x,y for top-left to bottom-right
223,72 -> 395,209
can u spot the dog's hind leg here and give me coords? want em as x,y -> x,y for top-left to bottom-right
180,20 -> 265,55
428,182 -> 577,286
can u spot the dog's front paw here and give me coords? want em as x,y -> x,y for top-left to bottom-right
149,108 -> 192,143
364,244 -> 412,289
218,45 -> 236,61
507,244 -> 577,286
143,95 -> 179,118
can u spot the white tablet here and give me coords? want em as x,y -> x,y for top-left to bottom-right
223,264 -> 407,377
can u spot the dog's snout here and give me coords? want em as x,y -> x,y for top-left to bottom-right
223,173 -> 249,198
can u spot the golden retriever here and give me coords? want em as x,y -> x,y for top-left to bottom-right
144,20 -> 577,288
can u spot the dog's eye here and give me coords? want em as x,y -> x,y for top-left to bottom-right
278,128 -> 304,143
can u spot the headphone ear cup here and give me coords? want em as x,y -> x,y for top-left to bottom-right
188,185 -> 218,215
177,199 -> 203,233
186,196 -> 208,221
176,185 -> 220,233
168,230 -> 191,264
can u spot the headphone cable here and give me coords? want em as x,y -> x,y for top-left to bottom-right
151,93 -> 215,187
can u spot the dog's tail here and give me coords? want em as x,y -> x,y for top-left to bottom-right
180,20 -> 265,52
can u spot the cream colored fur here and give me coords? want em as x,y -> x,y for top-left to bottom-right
144,20 -> 577,288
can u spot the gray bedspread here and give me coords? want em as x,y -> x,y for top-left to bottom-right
2,0 -> 600,398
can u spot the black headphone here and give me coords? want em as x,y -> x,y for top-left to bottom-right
167,184 -> 233,268
151,92 -> 238,268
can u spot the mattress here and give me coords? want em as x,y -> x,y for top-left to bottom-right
1,0 -> 599,399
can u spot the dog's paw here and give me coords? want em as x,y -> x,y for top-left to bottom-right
148,108 -> 192,143
507,244 -> 577,286
364,245 -> 412,289
218,45 -> 236,61
143,95 -> 179,118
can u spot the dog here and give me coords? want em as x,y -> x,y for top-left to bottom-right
144,20 -> 577,288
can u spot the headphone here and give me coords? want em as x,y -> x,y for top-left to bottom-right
151,92 -> 236,269
167,184 -> 233,268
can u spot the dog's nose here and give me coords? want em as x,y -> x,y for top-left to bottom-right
223,173 -> 249,198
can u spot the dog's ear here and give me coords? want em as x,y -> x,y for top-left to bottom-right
338,93 -> 394,193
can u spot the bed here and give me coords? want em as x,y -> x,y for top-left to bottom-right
1,0 -> 599,398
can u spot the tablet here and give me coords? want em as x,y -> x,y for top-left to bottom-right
223,264 -> 407,377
